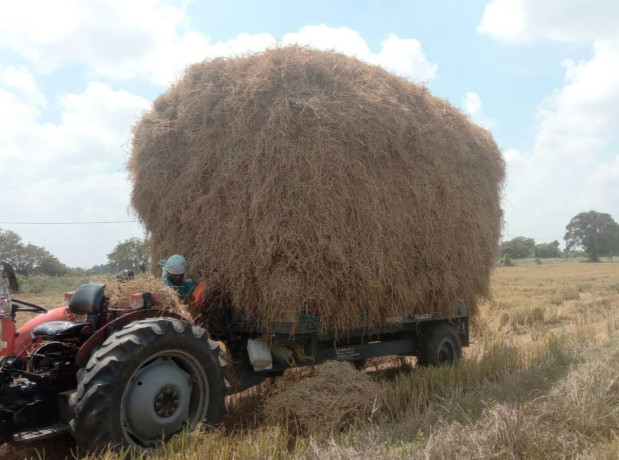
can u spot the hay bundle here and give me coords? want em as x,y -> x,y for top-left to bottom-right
264,361 -> 380,434
129,46 -> 504,334
105,277 -> 192,320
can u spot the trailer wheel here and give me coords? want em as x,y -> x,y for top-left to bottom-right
70,318 -> 227,453
417,323 -> 461,366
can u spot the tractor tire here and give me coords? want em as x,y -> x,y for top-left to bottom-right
69,318 -> 227,453
417,322 -> 461,367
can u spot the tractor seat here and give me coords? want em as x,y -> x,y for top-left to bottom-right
68,283 -> 106,315
31,283 -> 106,341
32,321 -> 91,340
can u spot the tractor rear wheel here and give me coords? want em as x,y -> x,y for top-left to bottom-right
70,318 -> 227,453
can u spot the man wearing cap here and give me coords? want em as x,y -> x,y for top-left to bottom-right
160,254 -> 197,302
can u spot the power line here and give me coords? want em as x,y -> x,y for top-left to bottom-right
0,220 -> 138,225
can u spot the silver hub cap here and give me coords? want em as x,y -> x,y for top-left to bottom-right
123,358 -> 192,442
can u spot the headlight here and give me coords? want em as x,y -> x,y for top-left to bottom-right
130,293 -> 144,310
0,298 -> 11,317
129,292 -> 154,310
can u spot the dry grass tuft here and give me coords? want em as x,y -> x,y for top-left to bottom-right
265,361 -> 381,436
129,45 -> 504,335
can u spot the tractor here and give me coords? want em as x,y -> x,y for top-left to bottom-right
0,262 -> 468,453
0,264 -> 227,452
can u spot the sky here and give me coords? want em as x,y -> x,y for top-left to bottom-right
0,0 -> 618,268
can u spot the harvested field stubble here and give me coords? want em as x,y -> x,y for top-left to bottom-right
129,46 -> 504,334
3,262 -> 619,460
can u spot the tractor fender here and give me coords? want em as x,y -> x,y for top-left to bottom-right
0,317 -> 16,356
75,309 -> 185,368
15,306 -> 75,356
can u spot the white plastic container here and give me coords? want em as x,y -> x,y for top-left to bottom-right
247,338 -> 273,370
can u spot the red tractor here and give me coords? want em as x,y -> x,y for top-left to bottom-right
0,264 -> 227,452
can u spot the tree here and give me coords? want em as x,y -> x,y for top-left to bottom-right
564,211 -> 619,262
534,240 -> 562,259
0,229 -> 23,265
107,237 -> 150,273
32,255 -> 69,276
0,228 -> 59,275
12,244 -> 48,274
499,237 -> 535,259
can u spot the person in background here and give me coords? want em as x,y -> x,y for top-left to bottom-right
115,269 -> 135,282
160,254 -> 197,302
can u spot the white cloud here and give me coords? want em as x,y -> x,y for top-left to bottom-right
499,43 -> 619,239
503,148 -> 523,165
478,0 -> 619,43
478,0 -> 619,240
0,91 -> 40,143
375,34 -> 437,82
282,25 -> 372,59
283,26 -> 437,82
0,0 -> 186,78
592,155 -> 619,182
0,66 -> 46,107
0,2 -> 436,86
461,92 -> 496,130
477,0 -> 528,43
0,79 -> 149,267
2,82 -> 149,178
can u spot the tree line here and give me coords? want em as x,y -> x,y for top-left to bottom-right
0,228 -> 69,275
0,228 -> 150,276
501,210 -> 619,262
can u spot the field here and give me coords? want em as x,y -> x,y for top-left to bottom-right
2,260 -> 619,459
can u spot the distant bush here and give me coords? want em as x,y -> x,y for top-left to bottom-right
535,241 -> 562,258
500,237 -> 535,259
499,254 -> 514,266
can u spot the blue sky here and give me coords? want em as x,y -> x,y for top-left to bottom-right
1,0 -> 618,267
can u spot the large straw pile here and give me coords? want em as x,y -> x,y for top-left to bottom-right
129,46 -> 504,334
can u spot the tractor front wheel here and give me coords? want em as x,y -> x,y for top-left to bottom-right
70,318 -> 227,453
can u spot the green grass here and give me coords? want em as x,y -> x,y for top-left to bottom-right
16,274 -> 116,294
501,256 -> 587,266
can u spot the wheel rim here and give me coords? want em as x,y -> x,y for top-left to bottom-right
120,350 -> 209,448
437,338 -> 456,365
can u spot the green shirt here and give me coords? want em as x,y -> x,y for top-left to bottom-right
164,277 -> 197,302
